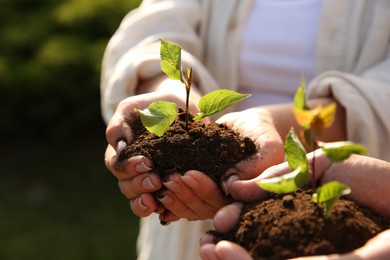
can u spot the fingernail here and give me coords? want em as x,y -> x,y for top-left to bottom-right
137,197 -> 148,211
199,233 -> 214,245
181,173 -> 199,189
141,177 -> 157,191
116,140 -> 127,154
160,220 -> 171,226
222,175 -> 239,196
157,194 -> 174,206
135,161 -> 152,172
163,180 -> 182,193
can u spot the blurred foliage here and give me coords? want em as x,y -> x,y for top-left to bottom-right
0,0 -> 142,142
0,0 -> 143,259
0,133 -> 140,259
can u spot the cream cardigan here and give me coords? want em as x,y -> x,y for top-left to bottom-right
101,1 -> 390,259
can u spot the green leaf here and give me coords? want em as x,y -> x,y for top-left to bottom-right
319,141 -> 367,162
134,101 -> 178,137
312,181 -> 351,217
257,166 -> 309,194
294,76 -> 309,110
160,38 -> 182,82
193,90 -> 251,121
285,128 -> 308,173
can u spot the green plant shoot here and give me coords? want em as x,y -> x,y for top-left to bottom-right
135,101 -> 178,137
312,181 -> 351,217
319,141 -> 368,162
160,38 -> 183,82
257,77 -> 367,218
257,167 -> 304,194
193,90 -> 250,121
257,128 -> 309,193
134,39 -> 250,137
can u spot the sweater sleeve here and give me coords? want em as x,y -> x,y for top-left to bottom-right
100,0 -> 219,123
307,51 -> 390,161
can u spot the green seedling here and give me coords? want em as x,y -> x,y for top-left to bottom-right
134,39 -> 250,137
258,77 -> 367,217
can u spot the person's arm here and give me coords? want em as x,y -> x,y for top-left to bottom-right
307,55 -> 390,161
224,151 -> 390,218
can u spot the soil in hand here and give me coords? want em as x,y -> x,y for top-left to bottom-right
213,190 -> 390,260
119,114 -> 257,185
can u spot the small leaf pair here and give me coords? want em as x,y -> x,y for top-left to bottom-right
135,38 -> 250,137
136,90 -> 250,137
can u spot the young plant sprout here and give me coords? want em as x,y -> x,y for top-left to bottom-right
258,77 -> 367,217
134,38 -> 251,137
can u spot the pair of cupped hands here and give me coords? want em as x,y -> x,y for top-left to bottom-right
105,87 -> 285,221
105,87 -> 390,260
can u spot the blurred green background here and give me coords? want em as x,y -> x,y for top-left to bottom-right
0,0 -> 142,259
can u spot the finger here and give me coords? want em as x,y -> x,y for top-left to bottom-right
107,150 -> 153,181
199,243 -> 220,260
181,170 -> 229,208
121,155 -> 154,180
213,203 -> 242,233
158,209 -> 180,225
161,174 -> 222,219
214,241 -> 252,260
106,113 -> 134,151
105,142 -> 152,180
105,144 -> 120,175
129,193 -> 159,217
352,230 -> 390,259
118,173 -> 161,199
156,190 -> 201,220
224,163 -> 290,202
200,232 -> 216,246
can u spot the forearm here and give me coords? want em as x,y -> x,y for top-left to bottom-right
320,154 -> 390,217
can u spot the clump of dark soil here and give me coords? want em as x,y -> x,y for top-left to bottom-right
212,190 -> 390,259
119,115 -> 257,184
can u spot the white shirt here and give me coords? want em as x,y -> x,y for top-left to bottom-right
237,0 -> 322,109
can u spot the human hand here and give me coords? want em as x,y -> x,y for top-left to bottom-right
215,108 -> 285,195
156,171 -> 230,224
200,228 -> 390,260
200,151 -> 390,259
153,107 -> 286,222
199,202 -> 252,260
105,84 -> 198,219
105,79 -> 229,223
200,202 -> 390,260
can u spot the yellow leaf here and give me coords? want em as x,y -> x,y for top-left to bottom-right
319,103 -> 337,128
293,109 -> 314,127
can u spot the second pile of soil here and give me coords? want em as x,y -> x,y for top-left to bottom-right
213,190 -> 390,259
